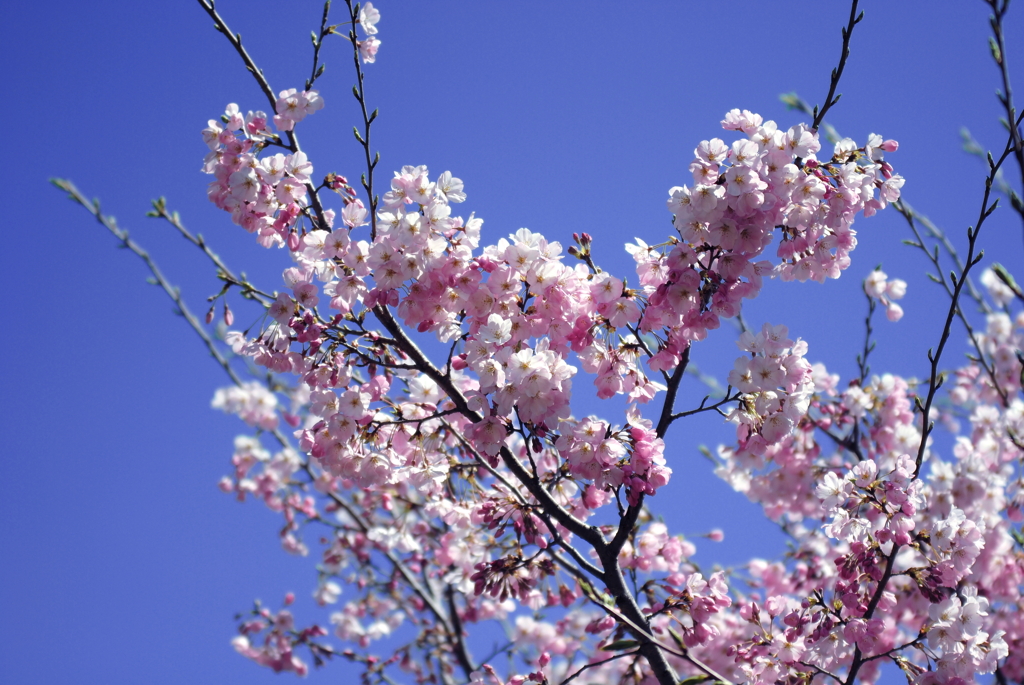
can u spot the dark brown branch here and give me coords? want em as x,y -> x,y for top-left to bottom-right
444,585 -> 476,677
342,0 -> 380,240
812,0 -> 863,129
987,0 -> 1024,231
559,650 -> 641,685
896,202 -> 1009,407
913,110 -> 1024,479
305,1 -> 333,90
843,545 -> 899,684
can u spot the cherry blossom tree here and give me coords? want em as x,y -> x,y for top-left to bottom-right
53,1 -> 1024,683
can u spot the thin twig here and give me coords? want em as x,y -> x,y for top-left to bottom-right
912,110 -> 1024,479
194,0 -> 328,226
843,544 -> 900,684
986,0 -> 1024,234
576,581 -> 735,685
342,0 -> 380,239
812,0 -> 863,129
306,1 -> 333,90
559,650 -> 641,685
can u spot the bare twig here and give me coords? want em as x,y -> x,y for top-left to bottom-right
812,0 -> 863,129
912,109 -> 1024,479
306,1 -> 334,90
559,650 -> 641,685
986,0 -> 1024,232
896,202 -> 1010,407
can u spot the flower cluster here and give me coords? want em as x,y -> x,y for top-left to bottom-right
554,410 -> 672,505
185,44 -> 1024,684
712,356 -> 1023,684
356,2 -> 381,63
620,113 -> 902,378
64,0 -> 1024,681
923,591 -> 1009,682
211,381 -> 279,430
231,599 -> 329,676
863,268 -> 908,321
818,454 -> 926,548
726,323 -> 814,449
201,89 -> 330,249
201,113 -> 907,678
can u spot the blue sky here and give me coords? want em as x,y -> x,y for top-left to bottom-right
3,1 -> 1023,683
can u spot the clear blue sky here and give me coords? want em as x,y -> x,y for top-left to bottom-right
3,2 -> 1022,683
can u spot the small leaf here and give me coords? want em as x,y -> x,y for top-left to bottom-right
678,677 -> 713,685
668,628 -> 687,650
989,36 -> 1002,64
1009,190 -> 1024,214
601,639 -> 640,652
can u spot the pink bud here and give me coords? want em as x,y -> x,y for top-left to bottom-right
707,528 -> 724,542
283,593 -> 295,606
881,139 -> 899,152
223,304 -> 234,326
